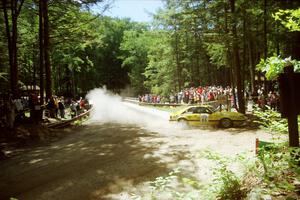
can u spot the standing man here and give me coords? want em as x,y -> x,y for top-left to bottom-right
58,97 -> 65,118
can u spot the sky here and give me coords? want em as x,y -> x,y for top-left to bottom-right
95,0 -> 164,22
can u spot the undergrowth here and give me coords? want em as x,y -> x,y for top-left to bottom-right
254,144 -> 300,199
130,107 -> 300,199
131,151 -> 254,200
253,106 -> 300,134
131,147 -> 299,200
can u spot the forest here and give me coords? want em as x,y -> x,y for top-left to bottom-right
1,1 -> 300,199
0,0 -> 300,113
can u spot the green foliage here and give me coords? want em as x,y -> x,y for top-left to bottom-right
256,56 -> 300,80
0,72 -> 8,81
273,8 -> 300,32
130,145 -> 300,199
253,106 -> 289,134
253,106 -> 300,134
252,107 -> 300,198
2,0 -> 300,100
133,168 -> 205,200
256,144 -> 300,198
150,168 -> 180,191
145,31 -> 177,96
200,150 -> 248,200
205,43 -> 227,69
131,150 -> 254,200
119,27 -> 150,94
73,115 -> 89,126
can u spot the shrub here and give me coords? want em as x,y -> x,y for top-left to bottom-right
253,106 -> 289,134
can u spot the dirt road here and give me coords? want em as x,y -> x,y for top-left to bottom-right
0,119 -> 276,200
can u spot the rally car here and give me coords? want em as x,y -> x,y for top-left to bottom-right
169,105 -> 247,128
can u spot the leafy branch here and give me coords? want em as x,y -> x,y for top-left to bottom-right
256,56 -> 300,80
273,8 -> 300,32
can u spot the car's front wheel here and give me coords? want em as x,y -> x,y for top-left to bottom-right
219,118 -> 232,128
178,118 -> 188,126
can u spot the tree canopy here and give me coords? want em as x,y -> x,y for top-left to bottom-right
1,0 -> 300,112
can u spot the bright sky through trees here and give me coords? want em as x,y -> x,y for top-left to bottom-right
97,0 -> 164,22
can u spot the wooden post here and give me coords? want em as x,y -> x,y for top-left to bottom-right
279,64 -> 299,147
288,115 -> 299,147
285,65 -> 299,147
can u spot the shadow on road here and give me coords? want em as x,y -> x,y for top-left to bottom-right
0,123 -> 177,200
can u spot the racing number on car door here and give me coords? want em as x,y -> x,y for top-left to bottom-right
200,114 -> 209,123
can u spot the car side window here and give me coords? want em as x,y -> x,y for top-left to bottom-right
195,107 -> 205,114
193,107 -> 202,114
184,107 -> 211,114
185,107 -> 195,114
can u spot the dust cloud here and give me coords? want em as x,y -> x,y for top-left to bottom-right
86,88 -> 171,129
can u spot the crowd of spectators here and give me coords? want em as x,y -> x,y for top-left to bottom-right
138,85 -> 280,111
45,96 -> 89,119
0,93 -> 91,128
139,86 -> 232,105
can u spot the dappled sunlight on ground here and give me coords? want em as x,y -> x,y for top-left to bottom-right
0,114 -> 280,199
0,124 -> 173,200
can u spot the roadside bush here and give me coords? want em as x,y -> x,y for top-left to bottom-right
254,144 -> 300,199
202,151 -> 249,200
253,106 -> 290,134
131,147 -> 299,199
251,106 -> 300,198
131,151 -> 253,200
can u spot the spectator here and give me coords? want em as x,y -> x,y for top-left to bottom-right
58,98 -> 65,118
269,91 -> 278,110
80,98 -> 86,111
70,100 -> 78,118
47,96 -> 57,118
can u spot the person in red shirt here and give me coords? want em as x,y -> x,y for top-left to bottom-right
208,92 -> 215,101
80,98 -> 86,110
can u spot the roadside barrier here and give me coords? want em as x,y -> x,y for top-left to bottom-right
46,108 -> 92,129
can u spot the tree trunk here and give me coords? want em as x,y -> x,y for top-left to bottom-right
3,0 -> 21,98
242,8 -> 246,93
248,33 -> 256,93
224,2 -> 235,107
230,0 -> 245,114
32,44 -> 36,87
43,0 -> 52,100
3,0 -> 13,90
263,0 -> 267,60
174,28 -> 182,90
39,0 -> 44,105
11,0 -> 18,97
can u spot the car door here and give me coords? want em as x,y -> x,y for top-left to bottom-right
182,107 -> 198,121
189,107 -> 201,122
198,107 -> 210,125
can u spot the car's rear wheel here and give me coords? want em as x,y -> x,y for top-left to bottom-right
219,118 -> 232,128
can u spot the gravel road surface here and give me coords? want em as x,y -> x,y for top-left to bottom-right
0,120 -> 275,200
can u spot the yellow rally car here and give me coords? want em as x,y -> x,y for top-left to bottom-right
169,105 -> 247,128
